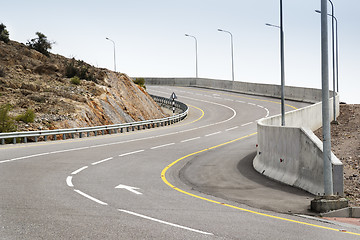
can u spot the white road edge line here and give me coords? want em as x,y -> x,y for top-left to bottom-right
74,189 -> 108,205
118,209 -> 214,236
241,122 -> 253,127
66,176 -> 74,187
119,150 -> 145,157
225,126 -> 239,131
205,131 -> 221,137
0,152 -> 51,164
150,143 -> 175,150
181,137 -> 201,143
71,166 -> 88,175
91,157 -> 113,165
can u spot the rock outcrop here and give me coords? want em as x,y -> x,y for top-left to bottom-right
0,40 -> 166,132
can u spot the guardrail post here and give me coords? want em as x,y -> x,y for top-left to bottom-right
120,128 -> 123,133
79,132 -> 83,138
87,132 -> 90,137
101,130 -> 104,135
63,134 -> 66,140
54,135 -> 57,141
71,133 -> 74,139
1,139 -> 4,145
24,137 -> 27,143
45,136 -> 48,141
94,131 -> 97,136
13,138 -> 16,144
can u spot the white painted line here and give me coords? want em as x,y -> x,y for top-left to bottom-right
225,126 -> 239,131
203,95 -> 212,98
248,103 -> 256,106
241,122 -> 253,127
0,152 -> 51,163
118,209 -> 213,236
66,176 -> 74,187
181,137 -> 201,143
265,108 -> 270,117
257,105 -> 264,108
214,97 -> 222,100
74,189 -> 108,205
151,143 -> 175,150
205,131 -> 221,137
119,149 -> 145,157
224,98 -> 233,101
71,166 -> 88,175
91,157 -> 113,165
50,146 -> 90,154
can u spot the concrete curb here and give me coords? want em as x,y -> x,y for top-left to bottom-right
321,207 -> 360,218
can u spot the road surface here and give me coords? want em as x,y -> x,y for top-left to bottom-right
0,86 -> 359,239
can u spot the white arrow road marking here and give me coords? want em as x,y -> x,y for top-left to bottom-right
115,184 -> 143,195
118,209 -> 214,236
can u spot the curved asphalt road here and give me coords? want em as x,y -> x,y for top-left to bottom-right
0,86 -> 359,239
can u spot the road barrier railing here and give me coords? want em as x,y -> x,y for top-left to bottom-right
0,95 -> 188,145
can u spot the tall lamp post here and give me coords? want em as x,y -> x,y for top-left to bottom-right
320,0 -> 333,196
316,8 -> 339,122
106,37 -> 116,72
185,34 -> 198,78
265,0 -> 285,126
218,29 -> 234,81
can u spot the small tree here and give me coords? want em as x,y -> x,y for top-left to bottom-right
26,32 -> 53,56
0,104 -> 16,133
0,23 -> 10,43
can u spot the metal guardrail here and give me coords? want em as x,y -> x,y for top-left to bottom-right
0,95 -> 188,145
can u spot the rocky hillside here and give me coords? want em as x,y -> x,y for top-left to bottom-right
0,40 -> 166,132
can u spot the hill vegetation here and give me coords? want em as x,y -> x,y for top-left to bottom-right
0,39 -> 166,134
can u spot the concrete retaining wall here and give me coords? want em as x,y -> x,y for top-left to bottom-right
143,77 -> 323,103
253,96 -> 342,195
143,77 -> 342,195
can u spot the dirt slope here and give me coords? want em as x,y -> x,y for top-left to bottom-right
0,40 -> 166,132
314,104 -> 360,206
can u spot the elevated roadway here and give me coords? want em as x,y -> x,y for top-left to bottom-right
0,86 -> 358,239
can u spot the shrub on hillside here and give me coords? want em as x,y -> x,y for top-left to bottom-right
133,78 -> 146,89
26,32 -> 54,56
15,109 -> 35,123
0,23 -> 10,43
70,76 -> 81,85
0,104 -> 17,133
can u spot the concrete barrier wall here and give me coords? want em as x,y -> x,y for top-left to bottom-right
253,95 -> 342,195
143,77 -> 342,195
143,77 -> 323,103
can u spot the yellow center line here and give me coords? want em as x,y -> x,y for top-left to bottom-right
161,132 -> 360,236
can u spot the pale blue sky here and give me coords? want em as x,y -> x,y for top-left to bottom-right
2,0 -> 359,103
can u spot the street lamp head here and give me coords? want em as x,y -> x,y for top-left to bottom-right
106,37 -> 109,40
185,34 -> 189,37
315,10 -> 321,14
217,29 -> 223,32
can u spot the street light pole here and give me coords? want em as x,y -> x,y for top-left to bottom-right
321,0 -> 334,196
329,0 -> 336,122
218,29 -> 234,81
265,0 -> 285,126
279,0 -> 285,126
106,37 -> 116,72
185,34 -> 198,78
